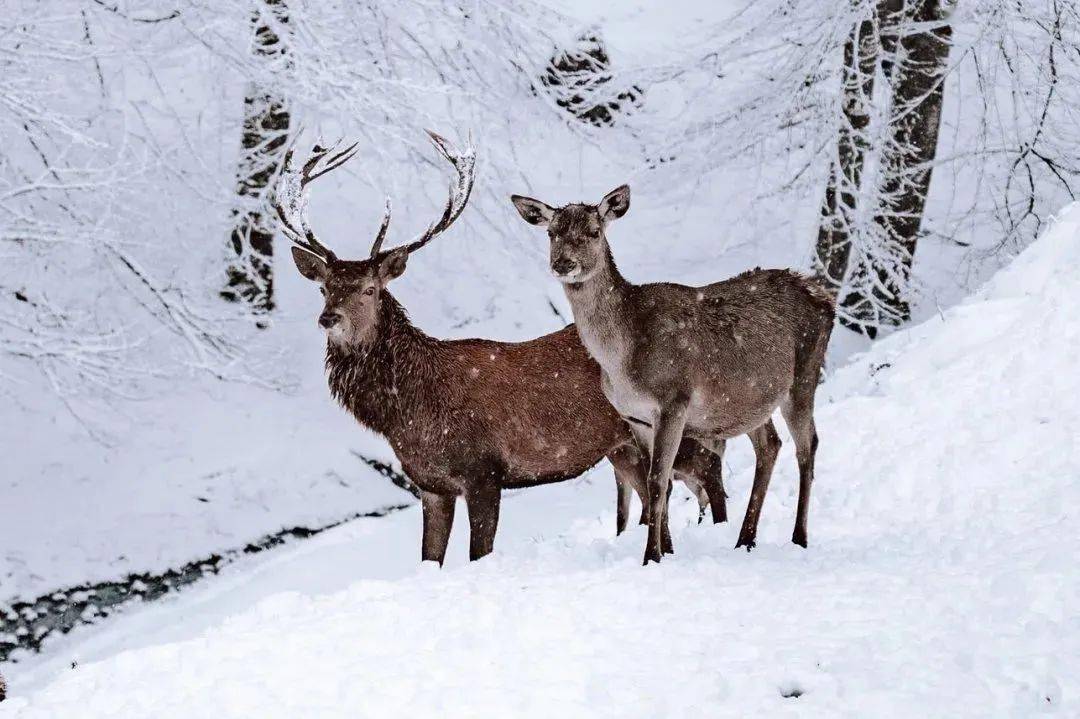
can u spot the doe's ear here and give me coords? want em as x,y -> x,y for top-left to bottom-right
377,246 -> 409,282
510,195 -> 555,227
291,246 -> 328,282
599,184 -> 630,222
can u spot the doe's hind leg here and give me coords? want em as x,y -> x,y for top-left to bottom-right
781,396 -> 818,548
735,419 -> 782,550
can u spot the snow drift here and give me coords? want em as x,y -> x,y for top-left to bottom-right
3,204 -> 1079,716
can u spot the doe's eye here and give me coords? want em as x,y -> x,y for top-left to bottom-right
363,287 -> 376,296
319,287 -> 327,296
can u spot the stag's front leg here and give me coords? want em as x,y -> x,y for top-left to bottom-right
421,491 -> 456,565
464,481 -> 501,561
644,397 -> 689,565
608,443 -> 643,536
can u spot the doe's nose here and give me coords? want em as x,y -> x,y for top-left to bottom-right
551,256 -> 577,276
318,311 -> 341,329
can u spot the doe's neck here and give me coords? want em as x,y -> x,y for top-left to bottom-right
563,246 -> 632,323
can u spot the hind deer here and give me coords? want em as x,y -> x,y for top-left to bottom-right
512,185 -> 835,564
277,133 -> 726,563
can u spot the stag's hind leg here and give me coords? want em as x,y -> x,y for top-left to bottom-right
464,482 -> 501,561
616,478 -> 632,535
702,439 -> 728,524
421,491 -> 456,565
673,439 -> 727,524
735,419 -> 782,550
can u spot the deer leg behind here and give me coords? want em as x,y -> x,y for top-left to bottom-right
616,476 -> 632,536
703,439 -> 729,524
608,443 -> 643,536
626,424 -> 652,526
421,491 -> 457,565
464,481 -> 501,561
674,438 -> 728,525
735,419 -> 782,551
644,397 -> 689,565
661,480 -> 674,554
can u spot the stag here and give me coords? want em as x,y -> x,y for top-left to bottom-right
512,186 -> 835,564
277,133 -> 726,563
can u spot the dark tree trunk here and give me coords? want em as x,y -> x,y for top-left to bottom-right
840,0 -> 952,336
221,0 -> 291,317
814,10 -> 879,300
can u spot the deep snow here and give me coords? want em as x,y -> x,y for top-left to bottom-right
2,204 -> 1078,716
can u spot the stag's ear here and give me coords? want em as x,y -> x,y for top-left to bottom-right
292,247 -> 328,282
510,195 -> 555,227
377,246 -> 409,282
599,185 -> 630,223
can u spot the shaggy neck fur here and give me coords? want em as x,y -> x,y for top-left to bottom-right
325,292 -> 441,438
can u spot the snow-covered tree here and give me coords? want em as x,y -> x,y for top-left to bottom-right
631,0 -> 1080,336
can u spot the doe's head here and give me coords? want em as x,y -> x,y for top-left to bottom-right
510,185 -> 630,284
275,132 -> 475,349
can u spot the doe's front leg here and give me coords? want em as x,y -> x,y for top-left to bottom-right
644,397 -> 689,565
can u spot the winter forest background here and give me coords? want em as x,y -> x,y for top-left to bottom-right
2,0 -> 1079,714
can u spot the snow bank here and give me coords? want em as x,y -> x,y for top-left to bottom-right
3,205 -> 1079,716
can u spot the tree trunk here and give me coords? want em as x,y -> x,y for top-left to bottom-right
814,9 -> 879,300
221,0 -> 291,317
840,0 -> 952,336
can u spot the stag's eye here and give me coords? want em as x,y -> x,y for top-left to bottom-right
319,286 -> 327,296
363,287 -> 376,296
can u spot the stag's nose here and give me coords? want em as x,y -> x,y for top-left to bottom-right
318,311 -> 342,329
551,256 -> 577,276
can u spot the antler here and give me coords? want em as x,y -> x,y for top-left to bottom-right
369,130 -> 476,260
272,140 -> 359,263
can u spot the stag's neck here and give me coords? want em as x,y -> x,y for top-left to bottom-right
561,248 -> 634,367
325,293 -> 440,437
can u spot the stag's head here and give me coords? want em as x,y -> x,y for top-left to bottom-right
275,132 -> 475,348
509,185 -> 630,284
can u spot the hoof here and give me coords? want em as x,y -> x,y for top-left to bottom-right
735,538 -> 756,552
792,533 -> 808,548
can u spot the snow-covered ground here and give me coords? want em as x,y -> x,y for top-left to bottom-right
3,204 -> 1077,716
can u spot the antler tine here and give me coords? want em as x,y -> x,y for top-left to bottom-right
369,197 -> 392,259
272,147 -> 307,244
304,141 -> 360,185
272,140 -> 361,263
397,130 -> 476,256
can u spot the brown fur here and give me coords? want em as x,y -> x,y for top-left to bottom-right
298,254 -> 726,563
282,136 -> 728,564
281,133 -> 732,563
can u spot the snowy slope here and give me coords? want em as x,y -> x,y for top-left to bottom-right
3,205 -> 1078,715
